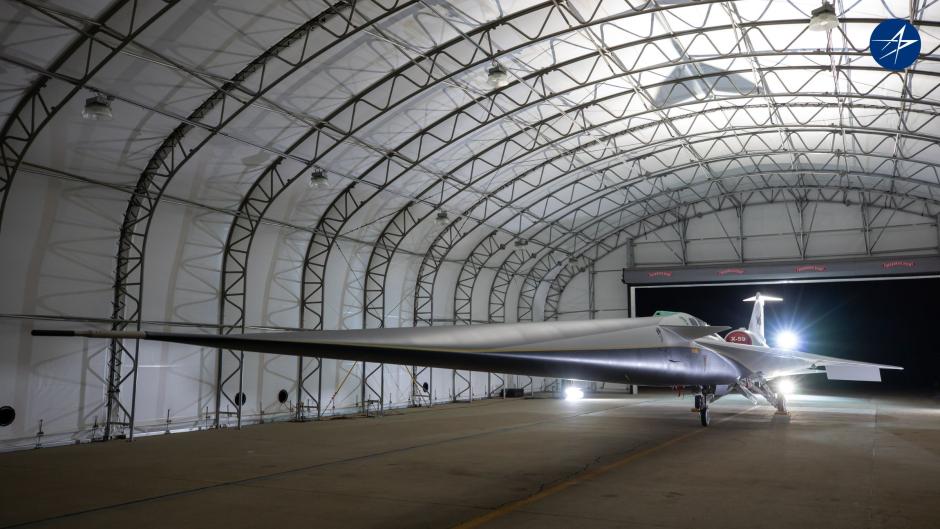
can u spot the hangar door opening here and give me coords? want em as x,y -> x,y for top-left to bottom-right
632,278 -> 940,390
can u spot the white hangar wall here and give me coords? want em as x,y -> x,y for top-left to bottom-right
0,173 -> 547,449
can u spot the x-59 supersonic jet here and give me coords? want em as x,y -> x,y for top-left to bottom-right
32,293 -> 900,426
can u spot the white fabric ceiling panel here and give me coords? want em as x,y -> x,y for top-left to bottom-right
0,62 -> 37,122
89,52 -> 224,121
0,3 -> 76,70
160,134 -> 280,210
20,178 -> 127,318
868,218 -> 937,253
132,0 -> 312,79
221,101 -> 310,153
141,201 -> 228,325
23,89 -> 181,186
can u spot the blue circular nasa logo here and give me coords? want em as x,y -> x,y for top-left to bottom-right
869,19 -> 921,71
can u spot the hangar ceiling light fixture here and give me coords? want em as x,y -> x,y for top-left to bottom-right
486,62 -> 509,87
82,92 -> 113,121
808,1 -> 839,32
435,210 -> 450,226
514,238 -> 530,259
309,167 -> 328,189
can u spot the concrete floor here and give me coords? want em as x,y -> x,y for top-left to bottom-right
1,389 -> 938,529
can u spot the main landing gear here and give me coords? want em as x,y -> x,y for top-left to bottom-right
693,393 -> 710,427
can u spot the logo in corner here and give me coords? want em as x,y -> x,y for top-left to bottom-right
870,19 -> 921,71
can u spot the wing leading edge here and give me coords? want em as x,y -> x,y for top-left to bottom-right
31,317 -> 696,384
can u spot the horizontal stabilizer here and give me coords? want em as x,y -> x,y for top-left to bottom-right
826,364 -> 882,382
702,339 -> 902,380
660,325 -> 729,341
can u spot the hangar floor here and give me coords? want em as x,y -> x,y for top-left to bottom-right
1,389 -> 938,529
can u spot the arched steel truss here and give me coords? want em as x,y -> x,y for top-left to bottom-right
2,1 -> 939,435
304,11 -> 940,334
541,189 -> 940,321
516,180 -> 940,320
419,115 -> 940,324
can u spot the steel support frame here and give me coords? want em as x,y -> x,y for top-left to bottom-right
414,109 -> 940,329
370,63 -> 936,330
485,149 -> 940,324
104,0 -> 422,429
479,121 -> 940,293
523,179 -> 940,294
543,192 -> 940,311
311,14 -> 927,331
395,17 -> 938,327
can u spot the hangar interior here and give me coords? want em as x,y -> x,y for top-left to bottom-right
1,0 -> 939,527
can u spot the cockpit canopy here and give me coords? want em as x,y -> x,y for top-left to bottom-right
655,311 -> 709,327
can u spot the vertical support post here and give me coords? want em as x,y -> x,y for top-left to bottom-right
295,357 -> 323,421
936,215 -> 940,254
737,204 -> 745,262
588,262 -> 596,320
625,238 -> 635,269
678,217 -> 688,265
798,201 -> 807,260
862,203 -> 872,255
295,357 -> 304,420
625,238 -> 634,318
236,352 -> 244,428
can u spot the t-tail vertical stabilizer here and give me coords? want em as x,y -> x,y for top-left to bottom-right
742,292 -> 783,345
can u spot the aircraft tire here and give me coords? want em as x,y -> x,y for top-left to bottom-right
700,406 -> 710,427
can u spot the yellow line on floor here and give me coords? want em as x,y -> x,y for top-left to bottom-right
451,406 -> 756,529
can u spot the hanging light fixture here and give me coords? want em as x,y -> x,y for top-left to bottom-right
308,167 -> 328,189
808,1 -> 838,32
514,238 -> 529,259
435,210 -> 450,226
82,92 -> 113,121
486,62 -> 509,87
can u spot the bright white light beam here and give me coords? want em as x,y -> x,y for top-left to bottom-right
564,386 -> 584,401
775,330 -> 799,350
776,379 -> 796,395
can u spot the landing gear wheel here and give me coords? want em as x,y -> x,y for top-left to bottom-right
775,393 -> 789,416
694,394 -> 704,411
700,406 -> 710,427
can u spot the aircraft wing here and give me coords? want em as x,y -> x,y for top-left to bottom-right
31,318 -> 699,384
699,339 -> 902,381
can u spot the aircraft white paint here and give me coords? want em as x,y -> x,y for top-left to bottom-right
33,293 -> 900,426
